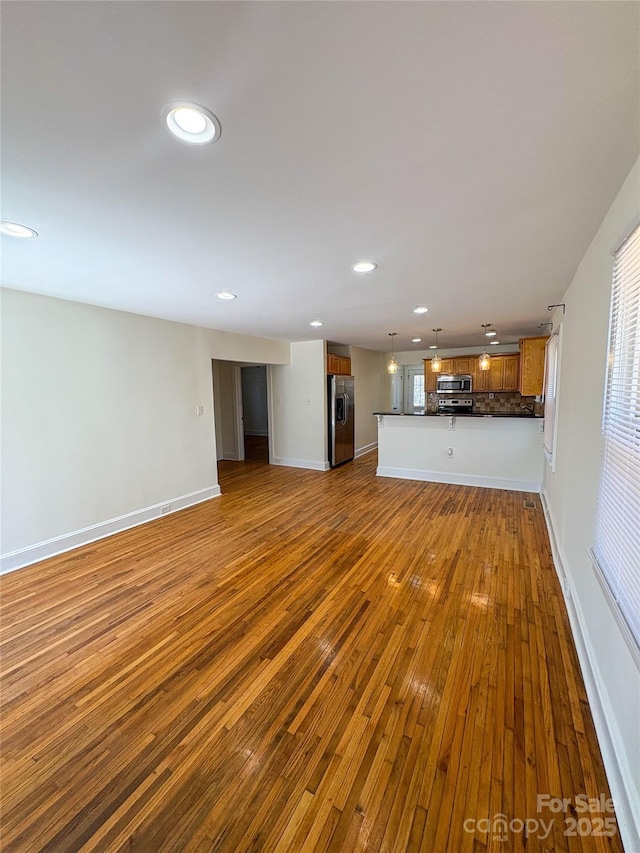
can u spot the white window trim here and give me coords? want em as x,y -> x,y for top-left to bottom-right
592,218 -> 640,655
589,549 -> 640,668
543,324 -> 562,472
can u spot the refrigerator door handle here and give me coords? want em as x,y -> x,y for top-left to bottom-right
341,393 -> 349,424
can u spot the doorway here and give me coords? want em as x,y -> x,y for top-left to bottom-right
240,365 -> 269,462
211,360 -> 270,465
403,366 -> 426,413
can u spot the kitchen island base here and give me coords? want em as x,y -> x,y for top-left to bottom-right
375,413 -> 544,492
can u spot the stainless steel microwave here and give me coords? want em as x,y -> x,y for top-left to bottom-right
437,374 -> 473,393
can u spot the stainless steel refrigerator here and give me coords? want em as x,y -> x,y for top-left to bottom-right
328,375 -> 355,468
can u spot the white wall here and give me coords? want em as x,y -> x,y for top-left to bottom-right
0,289 -> 290,570
350,346 -> 386,456
270,340 -> 327,470
210,328 -> 288,364
542,159 -> 640,850
390,342 -> 520,367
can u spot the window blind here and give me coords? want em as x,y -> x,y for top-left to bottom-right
593,221 -> 640,649
543,332 -> 559,464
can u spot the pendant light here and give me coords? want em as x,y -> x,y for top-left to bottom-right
478,324 -> 492,371
431,328 -> 443,373
387,332 -> 398,374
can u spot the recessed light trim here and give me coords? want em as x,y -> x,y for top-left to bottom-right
413,306 -> 429,314
309,320 -> 323,327
163,102 -> 221,144
412,338 -> 422,343
352,261 -> 377,273
215,291 -> 237,300
485,330 -> 497,337
428,345 -> 437,349
490,340 -> 500,345
0,221 -> 38,238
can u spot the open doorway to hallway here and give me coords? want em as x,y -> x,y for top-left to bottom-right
240,365 -> 269,462
211,360 -> 270,465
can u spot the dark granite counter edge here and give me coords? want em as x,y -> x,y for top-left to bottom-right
373,412 -> 543,419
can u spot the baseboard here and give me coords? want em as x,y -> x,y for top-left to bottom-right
376,466 -> 541,493
355,441 -> 378,459
541,492 -> 640,853
0,486 -> 222,575
271,457 -> 329,472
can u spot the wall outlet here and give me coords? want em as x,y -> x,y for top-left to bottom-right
489,392 -> 495,399
447,447 -> 454,457
196,404 -> 204,416
448,416 -> 455,430
161,504 -> 171,515
304,397 -> 311,406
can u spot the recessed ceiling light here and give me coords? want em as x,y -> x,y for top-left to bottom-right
485,330 -> 497,337
0,221 -> 38,238
412,338 -> 422,343
490,340 -> 500,345
413,306 -> 429,314
352,261 -> 377,273
215,291 -> 236,300
163,102 -> 221,144
310,320 -> 323,327
428,344 -> 437,349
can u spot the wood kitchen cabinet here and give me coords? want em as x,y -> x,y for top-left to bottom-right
424,353 -> 519,392
452,357 -> 474,376
485,353 -> 519,391
327,354 -> 351,375
519,336 -> 548,396
423,356 -> 473,390
327,354 -> 340,374
424,360 -> 436,391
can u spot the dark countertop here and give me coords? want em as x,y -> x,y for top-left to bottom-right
373,411 -> 542,419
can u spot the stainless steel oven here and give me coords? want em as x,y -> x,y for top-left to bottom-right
436,374 -> 473,394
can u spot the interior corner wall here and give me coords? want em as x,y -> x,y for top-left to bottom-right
350,346 -> 386,455
541,158 -> 640,850
270,340 -> 327,470
0,289 -> 291,571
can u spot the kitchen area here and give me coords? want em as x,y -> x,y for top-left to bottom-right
375,336 -> 549,492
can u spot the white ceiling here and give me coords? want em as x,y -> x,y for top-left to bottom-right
2,1 -> 638,351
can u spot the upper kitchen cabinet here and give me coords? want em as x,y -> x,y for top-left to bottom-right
490,353 -> 519,391
452,357 -> 474,376
424,353 -> 519,392
477,353 -> 520,392
424,361 -> 437,392
327,354 -> 351,375
423,357 -> 461,391
327,353 -> 341,374
519,336 -> 549,396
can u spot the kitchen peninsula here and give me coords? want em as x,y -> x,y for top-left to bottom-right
373,412 -> 545,492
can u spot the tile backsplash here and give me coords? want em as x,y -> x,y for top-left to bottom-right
426,392 -> 544,415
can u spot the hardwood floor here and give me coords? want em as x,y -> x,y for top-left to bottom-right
0,453 -> 623,852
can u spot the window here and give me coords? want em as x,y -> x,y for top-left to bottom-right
593,219 -> 640,651
412,373 -> 426,409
